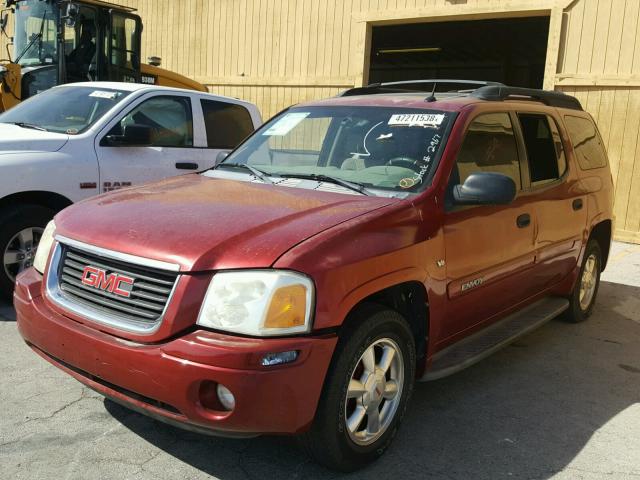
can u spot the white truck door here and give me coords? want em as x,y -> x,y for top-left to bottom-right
95,92 -> 211,193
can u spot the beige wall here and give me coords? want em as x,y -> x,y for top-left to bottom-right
4,0 -> 640,242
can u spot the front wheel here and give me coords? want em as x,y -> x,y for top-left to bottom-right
300,305 -> 416,471
565,239 -> 602,323
0,205 -> 55,301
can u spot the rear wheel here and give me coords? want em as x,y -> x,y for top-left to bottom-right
0,205 -> 54,301
300,305 -> 416,471
565,239 -> 602,323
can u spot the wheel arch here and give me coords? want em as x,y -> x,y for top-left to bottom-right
588,219 -> 612,270
0,191 -> 73,214
337,280 -> 430,377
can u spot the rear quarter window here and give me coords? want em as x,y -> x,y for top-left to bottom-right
564,115 -> 608,170
201,100 -> 254,149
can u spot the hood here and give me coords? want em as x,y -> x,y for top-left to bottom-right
55,175 -> 396,271
0,123 -> 69,153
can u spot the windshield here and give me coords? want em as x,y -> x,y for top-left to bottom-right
219,106 -> 452,195
0,86 -> 131,134
14,0 -> 59,67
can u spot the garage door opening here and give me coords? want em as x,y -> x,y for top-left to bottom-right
368,16 -> 550,88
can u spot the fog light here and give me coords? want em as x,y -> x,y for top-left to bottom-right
260,350 -> 299,366
216,384 -> 235,411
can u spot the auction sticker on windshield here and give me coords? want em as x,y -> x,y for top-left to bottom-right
388,113 -> 445,128
263,112 -> 310,136
89,91 -> 120,100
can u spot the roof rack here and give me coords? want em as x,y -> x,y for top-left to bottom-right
471,85 -> 583,111
338,79 -> 584,111
339,79 -> 504,97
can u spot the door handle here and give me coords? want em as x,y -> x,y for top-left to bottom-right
572,198 -> 583,211
175,162 -> 199,170
517,213 -> 531,228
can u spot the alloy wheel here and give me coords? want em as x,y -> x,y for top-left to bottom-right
579,253 -> 598,311
3,227 -> 44,283
344,338 -> 404,446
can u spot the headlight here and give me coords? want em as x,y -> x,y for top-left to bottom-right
197,270 -> 314,336
33,220 -> 56,274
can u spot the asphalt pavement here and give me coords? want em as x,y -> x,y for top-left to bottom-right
1,242 -> 639,480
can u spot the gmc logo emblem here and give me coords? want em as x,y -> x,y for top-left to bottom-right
81,266 -> 134,298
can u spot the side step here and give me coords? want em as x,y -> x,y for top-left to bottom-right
421,297 -> 569,381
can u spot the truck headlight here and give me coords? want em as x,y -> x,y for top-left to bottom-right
33,220 -> 56,274
197,270 -> 314,336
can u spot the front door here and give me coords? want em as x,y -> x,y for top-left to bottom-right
442,111 -> 537,342
96,92 -> 212,193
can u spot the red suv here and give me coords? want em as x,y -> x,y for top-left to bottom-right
15,80 -> 613,471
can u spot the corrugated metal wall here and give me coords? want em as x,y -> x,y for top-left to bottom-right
555,0 -> 640,243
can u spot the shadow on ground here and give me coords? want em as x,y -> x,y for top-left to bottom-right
102,281 -> 640,479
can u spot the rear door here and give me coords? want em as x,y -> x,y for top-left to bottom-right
95,91 -> 211,192
515,111 -> 587,285
442,110 -> 538,340
198,97 -> 258,162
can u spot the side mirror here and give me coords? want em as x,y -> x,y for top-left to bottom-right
453,172 -> 516,206
105,124 -> 153,147
215,150 -> 231,166
148,56 -> 162,67
63,3 -> 79,27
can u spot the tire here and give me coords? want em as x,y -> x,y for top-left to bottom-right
300,304 -> 416,472
565,239 -> 602,323
0,205 -> 55,301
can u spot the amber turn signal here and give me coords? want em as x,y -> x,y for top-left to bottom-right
264,284 -> 307,329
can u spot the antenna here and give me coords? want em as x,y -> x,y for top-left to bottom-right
425,82 -> 437,102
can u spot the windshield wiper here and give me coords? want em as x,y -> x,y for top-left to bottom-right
8,122 -> 48,132
274,173 -> 371,196
216,162 -> 275,185
15,11 -> 47,64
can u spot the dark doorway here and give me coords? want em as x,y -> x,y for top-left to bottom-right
368,16 -> 550,88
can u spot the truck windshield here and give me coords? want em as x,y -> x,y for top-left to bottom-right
0,86 -> 130,134
220,106 -> 452,194
14,0 -> 59,67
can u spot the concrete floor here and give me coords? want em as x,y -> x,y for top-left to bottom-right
1,242 -> 639,480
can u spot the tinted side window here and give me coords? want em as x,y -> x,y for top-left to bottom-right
201,100 -> 254,149
114,96 -> 193,147
518,113 -> 565,185
564,115 -> 608,170
454,112 -> 522,191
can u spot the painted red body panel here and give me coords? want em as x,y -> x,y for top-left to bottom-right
15,94 -> 614,436
15,268 -> 337,435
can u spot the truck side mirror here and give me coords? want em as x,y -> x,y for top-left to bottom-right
104,124 -> 153,147
215,150 -> 231,166
453,172 -> 516,206
63,4 -> 79,27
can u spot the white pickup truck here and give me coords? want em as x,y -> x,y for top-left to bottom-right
0,82 -> 262,298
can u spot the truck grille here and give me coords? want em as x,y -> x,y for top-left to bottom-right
52,244 -> 179,331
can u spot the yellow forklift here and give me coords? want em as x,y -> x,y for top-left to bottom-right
0,0 -> 206,111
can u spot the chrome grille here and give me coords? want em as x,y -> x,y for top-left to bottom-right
48,240 -> 179,333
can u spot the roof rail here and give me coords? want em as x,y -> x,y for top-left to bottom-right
472,85 -> 583,111
338,79 -> 583,111
339,79 -> 504,97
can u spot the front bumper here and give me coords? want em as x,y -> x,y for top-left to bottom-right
15,268 -> 338,436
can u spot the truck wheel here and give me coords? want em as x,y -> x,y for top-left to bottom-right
565,239 -> 602,323
300,305 -> 415,471
0,205 -> 55,301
